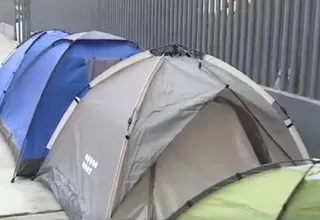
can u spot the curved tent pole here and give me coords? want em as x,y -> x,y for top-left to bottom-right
1,29 -> 68,70
16,29 -> 70,50
0,38 -> 72,113
1,30 -> 71,109
0,29 -> 69,88
0,31 -> 48,103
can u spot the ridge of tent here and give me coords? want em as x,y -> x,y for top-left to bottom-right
0,30 -> 67,102
0,39 -> 72,107
17,29 -> 70,49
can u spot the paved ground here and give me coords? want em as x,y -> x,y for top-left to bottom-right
0,34 -> 16,65
0,34 -> 68,220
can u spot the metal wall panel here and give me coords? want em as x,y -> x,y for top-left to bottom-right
1,0 -> 320,99
29,0 -> 99,33
0,0 -> 15,25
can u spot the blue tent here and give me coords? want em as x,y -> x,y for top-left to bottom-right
0,30 -> 69,104
0,30 -> 141,177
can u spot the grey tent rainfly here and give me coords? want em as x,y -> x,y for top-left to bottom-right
36,45 -> 310,220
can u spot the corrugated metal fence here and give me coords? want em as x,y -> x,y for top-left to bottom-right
1,0 -> 320,99
101,0 -> 320,99
0,0 -> 14,25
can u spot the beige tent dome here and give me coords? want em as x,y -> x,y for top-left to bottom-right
37,45 -> 309,220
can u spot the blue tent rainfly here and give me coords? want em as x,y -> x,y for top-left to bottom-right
0,30 -> 141,178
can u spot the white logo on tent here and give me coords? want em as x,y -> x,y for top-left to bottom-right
82,154 -> 99,175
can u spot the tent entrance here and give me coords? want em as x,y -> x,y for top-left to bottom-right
112,89 -> 285,220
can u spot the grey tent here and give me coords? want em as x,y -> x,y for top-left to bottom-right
37,45 -> 310,220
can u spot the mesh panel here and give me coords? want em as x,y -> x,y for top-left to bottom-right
86,59 -> 121,81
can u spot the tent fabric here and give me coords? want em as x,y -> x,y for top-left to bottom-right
37,47 -> 310,220
176,163 -> 320,220
0,30 -> 69,105
0,30 -> 141,177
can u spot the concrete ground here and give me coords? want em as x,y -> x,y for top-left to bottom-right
0,34 -> 68,220
0,34 -> 17,65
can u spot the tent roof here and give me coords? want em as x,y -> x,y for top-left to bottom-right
38,45 -> 310,220
65,30 -> 127,41
174,161 -> 320,220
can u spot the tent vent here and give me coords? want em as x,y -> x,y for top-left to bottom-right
225,84 -> 229,89
86,59 -> 121,81
125,135 -> 130,140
